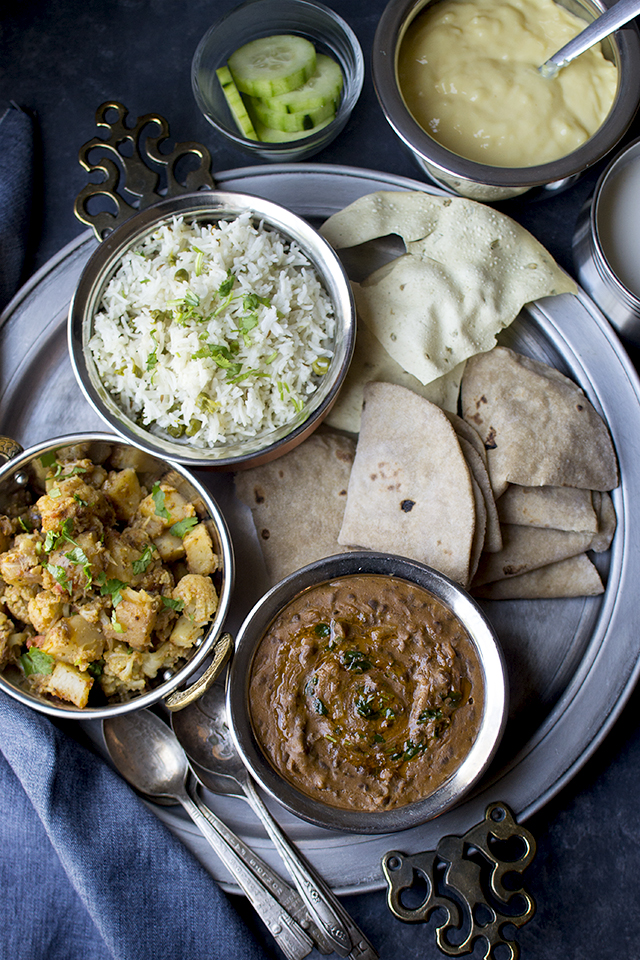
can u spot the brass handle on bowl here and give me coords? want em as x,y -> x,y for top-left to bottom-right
164,632 -> 234,712
74,101 -> 216,241
0,436 -> 24,467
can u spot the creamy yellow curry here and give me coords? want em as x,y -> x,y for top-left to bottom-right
398,0 -> 617,167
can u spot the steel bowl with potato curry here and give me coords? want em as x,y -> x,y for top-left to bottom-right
0,443 -> 221,709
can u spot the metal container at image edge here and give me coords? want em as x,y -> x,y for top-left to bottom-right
0,433 -> 235,719
573,136 -> 640,347
225,551 -> 509,835
372,0 -> 640,202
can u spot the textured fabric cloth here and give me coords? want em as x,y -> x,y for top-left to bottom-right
0,692 -> 275,960
0,101 -> 33,312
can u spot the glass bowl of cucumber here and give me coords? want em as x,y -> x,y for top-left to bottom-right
191,0 -> 364,161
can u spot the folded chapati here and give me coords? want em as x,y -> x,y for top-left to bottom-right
590,491 -> 617,552
337,382 -> 476,586
234,431 -> 356,586
471,524 -> 596,587
461,346 -> 619,497
320,191 -> 576,386
472,554 -> 604,599
496,484 -> 599,533
457,435 -> 502,554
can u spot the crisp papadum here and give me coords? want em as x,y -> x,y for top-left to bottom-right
472,554 -> 604,599
234,431 -> 356,586
320,191 -> 576,386
461,346 -> 619,497
338,382 -> 476,586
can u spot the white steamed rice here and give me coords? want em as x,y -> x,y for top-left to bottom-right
89,213 -> 335,447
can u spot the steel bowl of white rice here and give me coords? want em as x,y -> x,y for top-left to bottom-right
68,191 -> 355,468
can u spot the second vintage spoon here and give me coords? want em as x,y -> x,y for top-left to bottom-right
171,683 -> 379,960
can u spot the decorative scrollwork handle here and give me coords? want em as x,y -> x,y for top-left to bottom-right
74,101 -> 215,240
0,436 -> 23,467
382,803 -> 537,960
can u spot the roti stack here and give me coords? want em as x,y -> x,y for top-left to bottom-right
460,346 -> 618,599
233,188 -> 616,602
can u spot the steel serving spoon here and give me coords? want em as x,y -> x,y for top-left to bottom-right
540,0 -> 640,76
171,686 -> 379,960
102,709 -> 314,960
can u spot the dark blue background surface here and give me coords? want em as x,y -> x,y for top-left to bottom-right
2,0 -> 640,956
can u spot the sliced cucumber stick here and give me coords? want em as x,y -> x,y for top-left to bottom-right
248,95 -> 336,133
253,115 -> 334,142
216,65 -> 258,140
228,35 -> 316,99
263,55 -> 344,115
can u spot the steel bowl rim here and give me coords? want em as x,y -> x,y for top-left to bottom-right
226,551 -> 509,835
372,0 -> 640,190
0,431 -> 235,719
67,190 -> 356,469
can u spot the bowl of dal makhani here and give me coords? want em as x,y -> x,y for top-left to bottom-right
68,191 -> 355,470
372,0 -> 640,201
226,551 -> 508,834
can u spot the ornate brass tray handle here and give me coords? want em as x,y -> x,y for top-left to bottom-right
383,803 -> 537,959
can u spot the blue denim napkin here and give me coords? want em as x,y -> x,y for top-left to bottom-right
0,101 -> 34,312
0,689 -> 276,959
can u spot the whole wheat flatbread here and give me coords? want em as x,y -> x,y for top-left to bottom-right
337,382 -> 476,586
590,491 -> 617,552
461,346 -> 619,497
471,524 -> 595,587
458,436 -> 502,554
496,484 -> 598,533
234,432 -> 356,586
472,553 -> 604,599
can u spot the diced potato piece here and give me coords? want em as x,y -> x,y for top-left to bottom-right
37,476 -> 115,533
44,661 -> 94,708
102,530 -> 144,584
183,523 -> 217,576
112,586 -> 161,651
102,468 -> 143,522
109,446 -> 158,473
136,484 -> 196,538
40,614 -> 105,669
27,590 -> 64,634
0,532 -> 43,587
0,611 -> 16,669
153,530 -> 185,563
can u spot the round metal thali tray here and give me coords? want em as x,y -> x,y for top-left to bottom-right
2,164 -> 639,895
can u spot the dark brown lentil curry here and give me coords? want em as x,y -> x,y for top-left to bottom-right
249,574 -> 484,811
